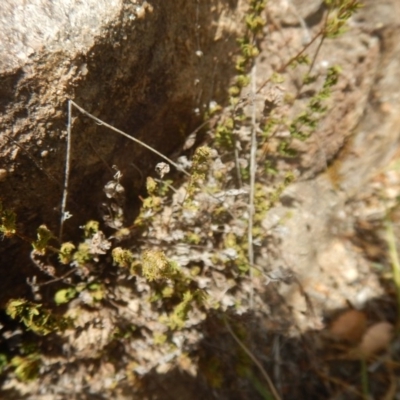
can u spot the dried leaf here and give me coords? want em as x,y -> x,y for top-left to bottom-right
329,309 -> 367,343
358,322 -> 394,358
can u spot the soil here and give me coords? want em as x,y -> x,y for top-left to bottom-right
1,1 -> 400,399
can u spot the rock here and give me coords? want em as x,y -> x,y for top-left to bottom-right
0,0 -> 245,232
0,0 -> 246,302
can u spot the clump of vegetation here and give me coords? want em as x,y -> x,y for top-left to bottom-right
6,299 -> 70,336
2,1 -> 384,398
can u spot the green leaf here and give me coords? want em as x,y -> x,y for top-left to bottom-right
32,225 -> 53,254
54,288 -> 77,305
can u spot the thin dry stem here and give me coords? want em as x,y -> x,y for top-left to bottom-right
248,63 -> 257,308
59,99 -> 73,241
69,100 -> 190,177
255,27 -> 324,96
385,217 -> 400,320
37,268 -> 77,287
273,335 -> 283,395
224,316 -> 282,400
234,145 -> 243,188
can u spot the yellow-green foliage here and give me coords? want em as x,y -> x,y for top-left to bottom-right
246,0 -> 267,32
32,225 -> 53,255
54,282 -> 104,305
146,176 -> 172,197
6,299 -> 70,336
289,66 -> 341,141
215,118 -> 235,149
185,232 -> 201,245
139,248 -> 208,330
141,249 -> 180,281
156,179 -> 173,197
11,354 -> 41,382
133,180 -> 164,228
161,289 -> 207,330
252,183 -> 270,233
269,172 -> 295,206
87,283 -> 105,302
253,175 -> 295,227
162,290 -> 195,330
186,146 -> 212,200
54,288 -> 77,305
112,247 -> 134,268
83,220 -> 99,238
0,2 -> 362,390
0,354 -> 7,374
324,0 -> 363,38
146,176 -> 158,196
153,332 -> 168,345
0,201 -> 16,238
73,242 -> 92,266
161,286 -> 175,298
59,242 -> 76,264
224,232 -> 249,273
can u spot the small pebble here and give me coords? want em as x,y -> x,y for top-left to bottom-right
41,150 -> 49,158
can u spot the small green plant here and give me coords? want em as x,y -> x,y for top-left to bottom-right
185,146 -> 213,201
324,0 -> 363,38
54,287 -> 78,305
0,0 -> 364,394
132,177 -> 165,229
160,289 -> 206,330
289,66 -> 341,142
6,299 -> 70,335
59,242 -> 76,264
141,249 -> 180,282
0,354 -> 8,374
32,225 -> 54,254
112,247 -> 134,268
0,201 -> 16,237
54,282 -> 105,305
11,353 -> 41,382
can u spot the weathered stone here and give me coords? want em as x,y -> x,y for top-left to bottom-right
0,0 -> 244,234
0,0 -> 245,301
